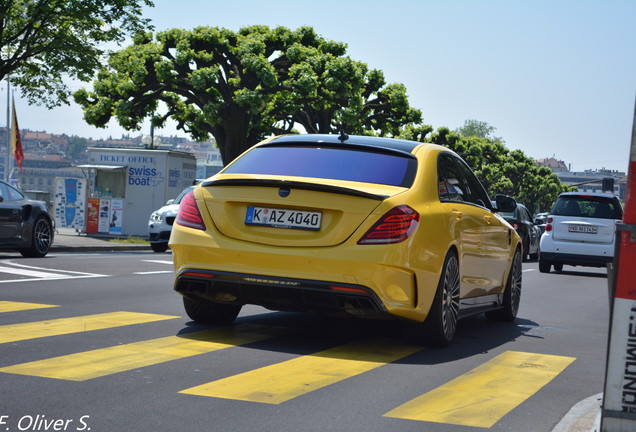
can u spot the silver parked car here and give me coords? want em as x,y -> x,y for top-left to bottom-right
148,186 -> 195,252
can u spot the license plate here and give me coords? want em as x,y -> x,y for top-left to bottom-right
568,224 -> 598,234
245,206 -> 322,231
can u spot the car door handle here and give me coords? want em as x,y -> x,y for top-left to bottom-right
452,210 -> 462,221
483,215 -> 492,225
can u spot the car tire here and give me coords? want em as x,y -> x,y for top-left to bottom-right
529,245 -> 539,261
553,263 -> 564,272
19,216 -> 53,258
539,257 -> 551,273
183,296 -> 242,324
151,242 -> 169,253
486,248 -> 522,322
407,250 -> 460,347
522,237 -> 530,262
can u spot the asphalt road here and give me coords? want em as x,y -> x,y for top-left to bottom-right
0,251 -> 609,432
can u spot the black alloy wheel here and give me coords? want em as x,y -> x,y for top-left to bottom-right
487,247 -> 522,321
20,217 -> 52,258
408,250 -> 460,347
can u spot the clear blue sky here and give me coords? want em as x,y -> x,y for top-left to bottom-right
5,0 -> 635,172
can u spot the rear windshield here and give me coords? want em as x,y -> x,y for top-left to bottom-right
551,195 -> 623,219
223,146 -> 417,187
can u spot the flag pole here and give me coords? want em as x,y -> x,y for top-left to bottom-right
5,78 -> 9,182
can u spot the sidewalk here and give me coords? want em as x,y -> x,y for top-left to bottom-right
51,227 -> 151,252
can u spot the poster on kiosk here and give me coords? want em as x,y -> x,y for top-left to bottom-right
53,178 -> 88,231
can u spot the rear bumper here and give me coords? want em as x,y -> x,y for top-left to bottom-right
174,268 -> 390,319
540,251 -> 612,267
169,224 -> 446,322
149,230 -> 171,242
540,234 -> 614,266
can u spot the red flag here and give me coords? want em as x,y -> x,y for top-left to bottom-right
11,99 -> 24,173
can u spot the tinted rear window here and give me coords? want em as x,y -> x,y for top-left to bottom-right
224,146 -> 417,187
551,195 -> 623,219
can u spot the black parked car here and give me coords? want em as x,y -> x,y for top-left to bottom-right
0,180 -> 54,257
501,203 -> 542,261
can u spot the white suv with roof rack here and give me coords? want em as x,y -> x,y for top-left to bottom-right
539,192 -> 623,273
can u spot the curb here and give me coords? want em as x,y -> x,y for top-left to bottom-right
551,393 -> 602,432
50,244 -> 151,253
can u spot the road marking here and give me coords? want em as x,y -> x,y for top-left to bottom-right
0,265 -> 70,279
180,339 -> 423,404
0,301 -> 59,313
0,311 -> 179,344
523,269 -> 536,273
134,271 -> 173,275
0,262 -> 106,284
0,324 -> 290,381
142,260 -> 173,265
383,351 -> 576,428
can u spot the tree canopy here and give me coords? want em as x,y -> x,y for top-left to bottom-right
421,126 -> 571,213
74,25 -> 422,164
0,0 -> 154,107
455,119 -> 504,143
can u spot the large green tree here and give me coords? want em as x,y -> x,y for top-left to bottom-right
422,126 -> 569,213
0,0 -> 154,107
74,25 -> 422,164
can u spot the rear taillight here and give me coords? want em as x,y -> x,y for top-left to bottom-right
511,223 -> 520,230
545,217 -> 553,232
357,205 -> 419,245
176,191 -> 206,230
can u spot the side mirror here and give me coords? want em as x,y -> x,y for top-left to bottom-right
166,199 -> 175,205
494,194 -> 516,213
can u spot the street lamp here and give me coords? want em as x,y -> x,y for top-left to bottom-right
141,135 -> 162,149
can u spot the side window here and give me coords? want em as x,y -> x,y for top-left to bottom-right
438,153 -> 492,209
438,154 -> 467,202
5,184 -> 24,201
0,183 -> 7,202
525,208 -> 534,222
457,162 -> 491,208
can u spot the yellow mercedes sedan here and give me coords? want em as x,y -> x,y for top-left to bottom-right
170,134 -> 522,346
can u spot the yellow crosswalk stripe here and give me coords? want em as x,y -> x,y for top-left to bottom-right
384,351 -> 576,428
0,301 -> 59,313
0,323 -> 289,381
0,311 -> 179,344
180,338 -> 423,404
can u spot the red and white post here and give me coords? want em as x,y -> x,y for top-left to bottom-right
602,98 -> 636,431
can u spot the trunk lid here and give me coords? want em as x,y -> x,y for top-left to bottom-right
199,175 -> 407,247
550,215 -> 617,244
